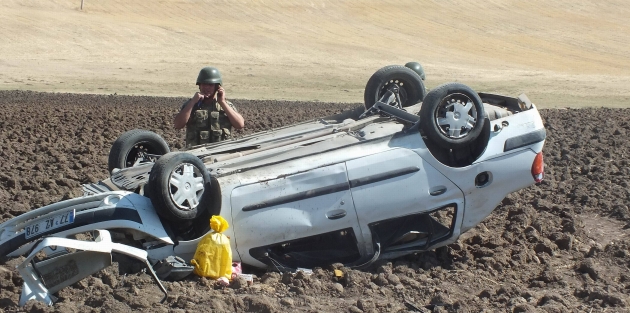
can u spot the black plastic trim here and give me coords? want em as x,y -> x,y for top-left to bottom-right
242,182 -> 349,212
504,128 -> 547,152
349,166 -> 420,188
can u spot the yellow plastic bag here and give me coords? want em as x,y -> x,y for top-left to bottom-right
190,215 -> 232,280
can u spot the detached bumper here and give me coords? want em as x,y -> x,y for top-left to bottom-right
18,229 -> 167,306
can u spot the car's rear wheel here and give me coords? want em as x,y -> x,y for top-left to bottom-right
420,83 -> 486,149
364,65 -> 427,110
108,129 -> 170,173
147,152 -> 210,221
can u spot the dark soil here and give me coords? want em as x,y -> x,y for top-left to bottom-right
0,90 -> 628,313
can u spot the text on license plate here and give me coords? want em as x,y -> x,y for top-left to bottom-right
24,210 -> 75,239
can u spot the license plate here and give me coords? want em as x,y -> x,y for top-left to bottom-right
24,210 -> 75,239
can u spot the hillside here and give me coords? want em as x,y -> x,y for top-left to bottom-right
1,0 -> 630,107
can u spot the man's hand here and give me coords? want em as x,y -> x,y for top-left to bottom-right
174,92 -> 204,130
217,86 -> 226,104
193,92 -> 205,103
215,88 -> 245,129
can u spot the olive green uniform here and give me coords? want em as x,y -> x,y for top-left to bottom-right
183,99 -> 236,147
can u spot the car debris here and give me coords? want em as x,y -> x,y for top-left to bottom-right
153,255 -> 194,281
0,65 -> 546,306
16,229 -> 167,306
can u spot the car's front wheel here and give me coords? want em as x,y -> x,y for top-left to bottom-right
147,152 -> 211,221
419,83 -> 486,149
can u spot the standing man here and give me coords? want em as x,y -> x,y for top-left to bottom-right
174,67 -> 244,147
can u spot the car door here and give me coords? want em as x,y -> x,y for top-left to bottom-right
346,148 -> 464,257
230,163 -> 363,269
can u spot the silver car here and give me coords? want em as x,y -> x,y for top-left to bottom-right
0,65 -> 546,306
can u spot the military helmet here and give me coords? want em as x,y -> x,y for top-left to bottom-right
196,67 -> 222,85
404,62 -> 426,81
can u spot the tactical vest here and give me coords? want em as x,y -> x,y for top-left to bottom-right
185,99 -> 235,148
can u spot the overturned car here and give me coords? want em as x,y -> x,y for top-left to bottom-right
0,65 -> 546,305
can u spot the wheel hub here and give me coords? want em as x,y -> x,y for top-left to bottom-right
127,143 -> 157,167
381,80 -> 408,107
168,163 -> 205,211
436,94 -> 478,139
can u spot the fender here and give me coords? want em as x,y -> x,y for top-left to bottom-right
0,191 -> 173,257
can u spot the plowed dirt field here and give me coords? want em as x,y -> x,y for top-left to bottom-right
0,91 -> 629,313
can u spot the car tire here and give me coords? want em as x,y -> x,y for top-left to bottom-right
108,129 -> 170,174
419,82 -> 486,149
364,65 -> 427,110
147,152 -> 211,221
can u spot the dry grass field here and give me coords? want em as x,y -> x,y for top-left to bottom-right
1,0 -> 630,107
